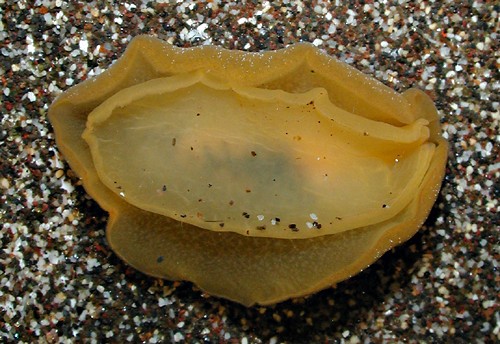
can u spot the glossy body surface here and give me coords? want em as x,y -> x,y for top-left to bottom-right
49,36 -> 448,305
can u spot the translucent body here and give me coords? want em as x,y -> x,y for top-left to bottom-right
49,36 -> 448,305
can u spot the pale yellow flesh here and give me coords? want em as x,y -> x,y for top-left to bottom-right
84,74 -> 435,239
48,36 -> 448,305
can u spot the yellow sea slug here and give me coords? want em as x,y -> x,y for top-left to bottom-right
49,36 -> 448,306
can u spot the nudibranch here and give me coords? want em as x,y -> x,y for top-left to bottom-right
49,35 -> 448,306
